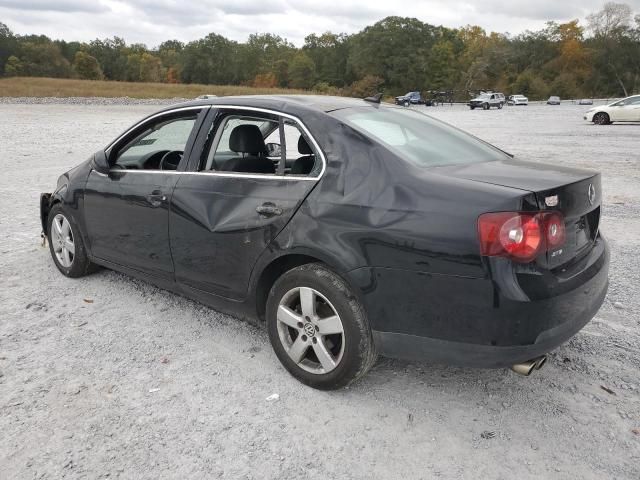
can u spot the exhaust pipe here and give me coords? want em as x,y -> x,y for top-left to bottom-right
511,355 -> 547,376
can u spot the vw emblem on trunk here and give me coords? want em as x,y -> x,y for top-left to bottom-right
588,184 -> 596,205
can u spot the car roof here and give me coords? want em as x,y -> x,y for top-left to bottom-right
156,95 -> 379,115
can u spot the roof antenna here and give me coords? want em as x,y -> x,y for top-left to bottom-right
364,93 -> 383,104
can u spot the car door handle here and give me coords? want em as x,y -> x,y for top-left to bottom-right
146,191 -> 166,207
256,203 -> 283,217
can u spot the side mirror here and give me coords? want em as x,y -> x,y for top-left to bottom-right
92,150 -> 110,174
265,143 -> 282,158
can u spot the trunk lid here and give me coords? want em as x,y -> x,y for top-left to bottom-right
434,159 -> 601,268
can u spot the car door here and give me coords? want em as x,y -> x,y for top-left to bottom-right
620,96 -> 640,121
169,107 -> 323,301
83,106 -> 208,279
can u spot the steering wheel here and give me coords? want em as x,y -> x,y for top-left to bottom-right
160,150 -> 183,170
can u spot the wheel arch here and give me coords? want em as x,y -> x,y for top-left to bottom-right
252,250 -> 354,322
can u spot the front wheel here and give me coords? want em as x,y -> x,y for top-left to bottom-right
266,263 -> 377,390
498,102 -> 503,109
483,102 -> 489,110
593,112 -> 610,125
403,101 -> 410,107
47,204 -> 95,277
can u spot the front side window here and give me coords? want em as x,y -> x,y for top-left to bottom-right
332,107 -> 509,168
201,111 -> 319,176
111,113 -> 198,170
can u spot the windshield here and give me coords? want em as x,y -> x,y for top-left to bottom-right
332,107 -> 509,168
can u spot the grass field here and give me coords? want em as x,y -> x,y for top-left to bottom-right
0,77 -> 312,98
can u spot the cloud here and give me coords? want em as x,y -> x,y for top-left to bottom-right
0,0 -> 109,13
1,0 -> 639,47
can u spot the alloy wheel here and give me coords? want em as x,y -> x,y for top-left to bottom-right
276,286 -> 345,374
51,213 -> 75,268
594,113 -> 609,125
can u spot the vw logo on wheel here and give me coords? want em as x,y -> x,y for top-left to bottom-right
588,183 -> 596,205
303,322 -> 316,337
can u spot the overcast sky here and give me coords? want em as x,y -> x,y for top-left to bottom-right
1,0 -> 639,47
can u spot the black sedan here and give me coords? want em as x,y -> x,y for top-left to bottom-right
41,95 -> 609,389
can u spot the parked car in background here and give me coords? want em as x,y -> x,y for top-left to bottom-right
584,95 -> 640,125
578,99 -> 593,105
469,92 -> 505,110
508,95 -> 528,106
395,91 -> 424,107
40,95 -> 609,389
547,96 -> 561,105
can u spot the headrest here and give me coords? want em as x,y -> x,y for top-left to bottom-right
298,136 -> 313,155
229,124 -> 266,154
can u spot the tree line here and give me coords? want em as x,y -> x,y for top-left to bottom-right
1,2 -> 638,100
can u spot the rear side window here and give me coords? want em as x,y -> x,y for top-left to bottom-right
332,107 -> 508,168
201,111 -> 320,176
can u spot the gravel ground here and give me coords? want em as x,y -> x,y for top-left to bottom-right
1,99 -> 639,480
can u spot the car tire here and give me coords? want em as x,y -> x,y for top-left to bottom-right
593,112 -> 610,125
470,106 -> 475,110
47,203 -> 95,278
403,101 -> 410,107
498,103 -> 503,109
266,263 -> 377,390
483,103 -> 489,110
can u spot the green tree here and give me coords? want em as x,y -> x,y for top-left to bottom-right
16,40 -> 71,77
180,33 -> 237,84
348,17 -> 437,94
125,53 -> 141,81
72,51 -> 103,79
139,52 -> 163,82
427,39 -> 457,88
4,55 -> 22,76
304,32 -> 350,86
288,51 -> 316,88
587,2 -> 638,95
0,22 -> 18,75
88,37 -> 128,80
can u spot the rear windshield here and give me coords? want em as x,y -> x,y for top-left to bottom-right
331,107 -> 509,167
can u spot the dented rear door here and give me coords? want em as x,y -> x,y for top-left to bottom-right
169,174 -> 316,300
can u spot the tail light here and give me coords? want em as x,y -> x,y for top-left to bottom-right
478,211 -> 566,263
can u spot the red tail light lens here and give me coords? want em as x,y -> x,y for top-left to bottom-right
478,211 -> 565,263
543,212 -> 566,248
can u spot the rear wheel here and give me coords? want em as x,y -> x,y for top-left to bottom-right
498,102 -> 503,109
470,106 -> 475,110
266,263 -> 377,390
47,204 -> 95,278
593,112 -> 610,125
483,102 -> 489,110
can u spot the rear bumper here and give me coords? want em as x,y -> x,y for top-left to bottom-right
352,236 -> 609,368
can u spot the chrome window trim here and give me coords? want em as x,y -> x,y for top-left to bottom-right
104,104 -> 326,181
101,170 -> 318,181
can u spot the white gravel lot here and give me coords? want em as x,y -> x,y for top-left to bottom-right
1,99 -> 639,480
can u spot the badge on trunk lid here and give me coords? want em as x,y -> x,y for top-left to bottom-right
545,195 -> 559,207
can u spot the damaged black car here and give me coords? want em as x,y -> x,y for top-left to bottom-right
41,95 -> 609,389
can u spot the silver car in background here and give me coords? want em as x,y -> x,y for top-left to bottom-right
507,95 -> 528,106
